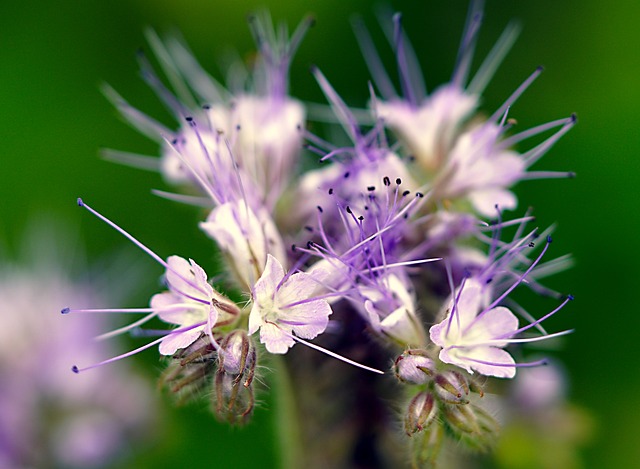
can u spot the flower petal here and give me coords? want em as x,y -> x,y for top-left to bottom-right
158,328 -> 203,356
259,322 -> 295,354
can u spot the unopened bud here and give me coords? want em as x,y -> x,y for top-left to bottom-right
434,370 -> 469,404
394,350 -> 436,384
442,403 -> 499,452
159,335 -> 217,402
213,330 -> 257,425
405,391 -> 438,435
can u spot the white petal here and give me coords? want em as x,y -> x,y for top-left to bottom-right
467,347 -> 517,379
253,254 -> 284,303
158,328 -> 203,356
283,301 -> 331,340
463,306 -> 519,346
469,188 -> 518,217
151,292 -> 185,325
259,322 -> 295,354
165,256 -> 209,300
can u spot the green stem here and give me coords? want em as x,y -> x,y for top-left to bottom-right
270,355 -> 303,469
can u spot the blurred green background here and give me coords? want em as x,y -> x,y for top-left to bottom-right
1,0 -> 639,467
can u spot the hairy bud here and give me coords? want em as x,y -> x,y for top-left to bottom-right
405,391 -> 438,435
394,349 -> 437,384
213,330 -> 257,425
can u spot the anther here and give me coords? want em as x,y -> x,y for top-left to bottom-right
346,206 -> 352,214
71,365 -> 79,374
76,198 -> 84,207
317,205 -> 323,213
61,307 -> 70,315
416,192 -> 424,198
546,235 -> 553,243
402,190 -> 410,197
367,186 -> 376,192
396,178 -> 402,185
328,188 -> 334,195
383,176 -> 391,186
344,171 -> 350,178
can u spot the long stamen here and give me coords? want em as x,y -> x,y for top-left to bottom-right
490,66 -> 543,123
500,295 -> 573,338
460,355 -> 549,368
72,322 -> 206,373
482,235 -> 552,314
288,334 -> 384,374
77,198 -> 208,298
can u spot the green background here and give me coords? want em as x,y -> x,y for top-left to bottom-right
1,0 -> 638,467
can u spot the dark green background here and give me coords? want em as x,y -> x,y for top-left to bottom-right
2,1 -> 638,467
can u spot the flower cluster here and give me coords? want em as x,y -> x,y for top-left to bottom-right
67,3 -> 578,466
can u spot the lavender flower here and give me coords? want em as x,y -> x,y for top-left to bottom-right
355,3 -> 576,217
1,223 -> 155,468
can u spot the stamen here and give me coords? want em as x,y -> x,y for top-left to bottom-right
72,322 -> 206,373
490,66 -> 543,123
289,334 -> 384,374
460,355 -> 549,368
351,15 -> 397,100
76,199 -> 209,298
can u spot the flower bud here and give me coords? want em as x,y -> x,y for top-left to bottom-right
442,403 -> 499,452
404,391 -> 438,435
159,335 -> 217,402
434,370 -> 470,404
213,331 -> 257,425
394,350 -> 437,384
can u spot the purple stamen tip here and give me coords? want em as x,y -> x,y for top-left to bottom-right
536,65 -> 545,72
567,294 -> 575,301
71,365 -> 79,374
570,113 -> 578,123
568,171 -> 577,178
61,307 -> 70,315
77,198 -> 84,207
546,235 -> 553,244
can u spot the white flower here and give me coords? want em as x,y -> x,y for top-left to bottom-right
429,279 -> 518,378
151,256 -> 224,355
200,201 -> 286,290
249,254 -> 332,354
376,85 -> 477,173
438,122 -> 525,216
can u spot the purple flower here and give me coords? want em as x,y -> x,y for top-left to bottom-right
356,8 -> 575,216
106,14 -> 311,211
1,222 -> 155,468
